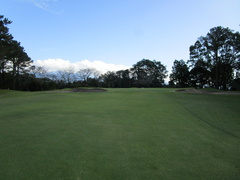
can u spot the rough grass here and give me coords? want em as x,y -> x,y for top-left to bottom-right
0,88 -> 239,180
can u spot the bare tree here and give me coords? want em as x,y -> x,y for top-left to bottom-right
57,66 -> 76,87
77,68 -> 92,82
77,68 -> 100,87
30,66 -> 49,78
92,69 -> 100,79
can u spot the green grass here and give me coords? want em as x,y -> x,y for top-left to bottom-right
0,88 -> 239,179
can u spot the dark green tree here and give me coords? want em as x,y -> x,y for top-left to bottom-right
8,40 -> 32,89
188,59 -> 211,88
116,69 -> 132,88
0,15 -> 32,90
131,59 -> 167,87
0,15 -> 13,87
189,26 -> 240,90
169,60 -> 189,87
100,71 -> 118,88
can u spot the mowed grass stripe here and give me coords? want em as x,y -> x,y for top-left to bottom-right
0,88 -> 239,179
168,91 -> 240,138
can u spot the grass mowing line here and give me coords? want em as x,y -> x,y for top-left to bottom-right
170,91 -> 240,139
179,102 -> 240,139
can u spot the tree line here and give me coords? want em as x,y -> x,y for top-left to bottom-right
28,59 -> 168,89
1,15 -> 240,90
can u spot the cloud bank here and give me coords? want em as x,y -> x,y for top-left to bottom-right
34,59 -> 131,74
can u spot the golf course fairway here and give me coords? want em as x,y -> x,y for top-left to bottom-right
0,88 -> 239,179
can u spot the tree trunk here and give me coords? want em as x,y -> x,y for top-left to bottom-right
214,50 -> 219,89
12,58 -> 17,90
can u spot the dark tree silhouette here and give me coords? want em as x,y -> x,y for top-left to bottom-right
131,59 -> 167,87
189,26 -> 240,90
0,15 -> 33,90
170,60 -> 189,87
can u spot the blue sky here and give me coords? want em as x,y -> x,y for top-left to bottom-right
1,0 -> 240,74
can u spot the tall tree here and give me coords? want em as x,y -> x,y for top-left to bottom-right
100,71 -> 118,88
116,69 -> 132,88
0,15 -> 32,90
131,59 -> 167,87
169,60 -> 189,87
189,60 -> 211,88
189,26 -> 240,89
8,40 -> 32,89
0,15 -> 13,87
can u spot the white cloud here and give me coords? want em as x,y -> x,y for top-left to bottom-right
33,59 -> 131,74
27,0 -> 62,14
